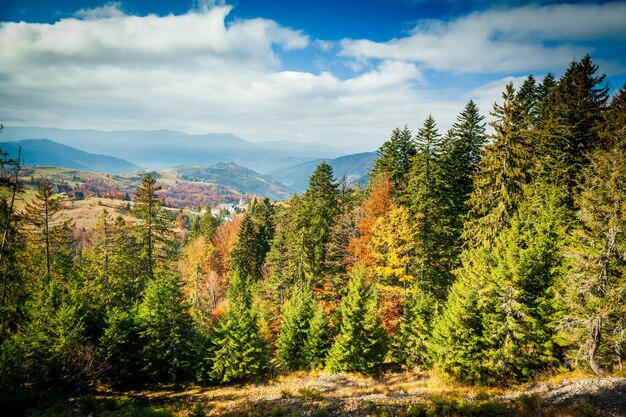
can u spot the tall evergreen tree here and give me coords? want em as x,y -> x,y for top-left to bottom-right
276,282 -> 328,370
299,162 -> 340,280
560,138 -> 626,376
132,174 -> 170,281
23,181 -> 61,279
464,83 -> 531,247
437,101 -> 487,286
209,271 -> 268,383
371,126 -> 415,201
537,55 -> 609,195
326,268 -> 387,373
408,116 -> 450,296
137,272 -> 197,381
391,284 -> 435,368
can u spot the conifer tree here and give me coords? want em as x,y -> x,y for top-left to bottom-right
391,284 -> 435,368
0,144 -> 23,335
276,283 -> 319,371
304,303 -> 330,369
371,126 -> 415,200
433,184 -> 568,384
436,101 -> 487,286
299,162 -> 340,280
137,272 -> 197,381
515,75 -> 539,129
430,246 -> 491,384
209,271 -> 268,383
464,83 -> 531,247
537,55 -> 609,195
408,116 -> 449,296
132,174 -> 170,281
560,138 -> 626,376
326,268 -> 387,373
480,184 -> 567,382
23,181 -> 61,278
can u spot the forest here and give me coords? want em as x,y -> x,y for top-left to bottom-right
0,55 -> 624,415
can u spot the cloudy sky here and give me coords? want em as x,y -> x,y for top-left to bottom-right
1,0 -> 625,151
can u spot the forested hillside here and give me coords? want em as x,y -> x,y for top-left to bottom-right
0,55 -> 625,415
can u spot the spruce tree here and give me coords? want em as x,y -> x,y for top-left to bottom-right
23,181 -> 61,279
537,55 -> 609,196
464,83 -> 531,247
276,284 -> 317,371
408,116 -> 449,297
437,101 -> 487,288
132,174 -> 171,281
326,268 -> 387,373
209,271 -> 268,383
299,162 -> 340,280
391,284 -> 435,368
371,126 -> 416,200
136,272 -> 197,382
560,138 -> 626,376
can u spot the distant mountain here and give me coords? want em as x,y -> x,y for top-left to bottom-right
2,127 -> 345,173
0,139 -> 140,174
173,163 -> 295,201
270,151 -> 378,193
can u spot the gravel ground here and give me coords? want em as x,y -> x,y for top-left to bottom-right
506,377 -> 626,417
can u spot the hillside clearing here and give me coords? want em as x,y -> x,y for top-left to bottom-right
85,371 -> 626,417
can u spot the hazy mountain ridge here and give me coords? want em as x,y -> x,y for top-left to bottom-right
2,127 -> 346,173
0,139 -> 140,174
270,151 -> 378,192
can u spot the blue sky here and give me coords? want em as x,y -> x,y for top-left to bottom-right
1,0 -> 625,151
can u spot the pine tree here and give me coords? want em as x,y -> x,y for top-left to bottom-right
23,181 -> 61,279
480,184 -> 567,382
391,284 -> 435,368
230,213 -> 261,280
209,271 -> 268,383
430,246 -> 491,384
276,283 -> 319,370
326,268 -> 387,373
515,75 -> 539,129
464,83 -> 531,247
371,126 -> 416,200
303,302 -> 330,370
136,272 -> 197,381
99,306 -> 143,385
132,174 -> 171,281
299,162 -> 340,280
436,101 -> 487,290
408,116 -> 449,296
560,138 -> 626,376
0,144 -> 24,336
537,55 -> 609,196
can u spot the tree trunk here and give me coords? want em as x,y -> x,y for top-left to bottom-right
589,315 -> 605,377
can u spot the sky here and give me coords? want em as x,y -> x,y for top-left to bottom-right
1,0 -> 625,152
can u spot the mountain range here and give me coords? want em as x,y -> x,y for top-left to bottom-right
0,139 -> 140,174
270,152 -> 377,192
0,128 -> 380,198
2,127 -> 347,174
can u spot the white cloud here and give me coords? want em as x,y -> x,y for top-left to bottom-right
2,2 -> 619,152
0,6 -> 431,150
341,2 -> 626,73
74,2 -> 125,20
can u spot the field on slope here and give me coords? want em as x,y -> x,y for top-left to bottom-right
18,166 -> 251,210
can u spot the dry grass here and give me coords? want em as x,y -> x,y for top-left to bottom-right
99,370 -> 512,416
